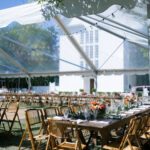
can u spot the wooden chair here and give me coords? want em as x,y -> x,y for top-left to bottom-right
18,109 -> 49,150
139,113 -> 150,145
71,105 -> 82,114
46,118 -> 86,150
43,106 -> 58,119
59,106 -> 72,116
0,101 -> 23,134
144,113 -> 150,138
103,116 -> 142,150
52,97 -> 62,106
0,101 -> 9,130
0,101 -> 9,118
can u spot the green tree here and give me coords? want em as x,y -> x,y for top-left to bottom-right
0,22 -> 59,73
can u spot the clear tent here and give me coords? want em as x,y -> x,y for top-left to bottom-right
0,0 -> 149,79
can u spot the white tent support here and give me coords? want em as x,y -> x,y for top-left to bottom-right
26,76 -> 32,90
0,48 -> 29,76
54,15 -> 97,72
1,35 -> 89,70
0,35 -> 33,51
78,16 -> 125,40
129,40 -> 148,49
97,68 -> 149,75
0,68 -> 149,78
0,64 -> 19,72
78,16 -> 147,48
148,4 -> 150,83
96,14 -> 148,38
86,15 -> 147,39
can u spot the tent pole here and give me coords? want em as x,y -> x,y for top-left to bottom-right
78,16 -> 148,49
86,15 -> 147,39
54,15 -> 97,72
95,73 -> 98,92
96,14 -> 147,39
147,4 -> 150,85
78,16 -> 125,40
148,23 -> 150,84
26,76 -> 32,91
0,48 -> 29,76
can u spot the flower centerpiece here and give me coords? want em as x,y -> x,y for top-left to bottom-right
90,101 -> 106,119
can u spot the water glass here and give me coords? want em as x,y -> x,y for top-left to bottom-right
84,110 -> 89,120
64,110 -> 69,119
93,109 -> 98,120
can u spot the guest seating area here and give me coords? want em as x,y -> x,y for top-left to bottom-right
0,92 -> 150,150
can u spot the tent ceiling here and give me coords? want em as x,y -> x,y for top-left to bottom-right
0,0 -> 149,77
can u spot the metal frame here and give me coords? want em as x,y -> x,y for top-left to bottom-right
54,15 -> 97,72
78,16 -> 148,48
0,68 -> 149,78
0,48 -> 29,76
96,14 -> 148,38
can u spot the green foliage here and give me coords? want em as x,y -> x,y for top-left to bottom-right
91,88 -> 96,92
79,89 -> 84,92
0,76 -> 59,88
0,22 -> 59,73
38,0 -> 64,7
35,0 -> 64,19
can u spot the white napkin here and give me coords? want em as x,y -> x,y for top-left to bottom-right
53,116 -> 64,120
76,119 -> 87,124
139,105 -> 150,108
131,109 -> 141,112
119,113 -> 127,117
90,120 -> 110,125
125,111 -> 134,114
98,120 -> 110,125
134,107 -> 146,110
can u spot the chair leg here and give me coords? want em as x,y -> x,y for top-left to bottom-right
18,128 -> 27,150
45,135 -> 51,150
17,114 -> 23,134
0,109 -> 7,126
8,113 -> 17,133
4,112 -> 10,130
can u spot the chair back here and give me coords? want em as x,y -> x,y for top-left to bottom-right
59,106 -> 71,116
129,116 -> 141,135
48,118 -> 66,137
19,109 -> 47,150
71,105 -> 82,113
138,113 -> 149,136
48,119 -> 83,149
7,102 -> 19,113
1,101 -> 9,108
43,107 -> 58,119
26,109 -> 44,126
119,116 -> 142,150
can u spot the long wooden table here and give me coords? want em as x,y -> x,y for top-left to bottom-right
48,105 -> 150,145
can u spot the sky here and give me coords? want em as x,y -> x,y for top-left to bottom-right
0,0 -> 27,9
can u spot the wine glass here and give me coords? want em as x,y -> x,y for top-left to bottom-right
64,110 -> 69,119
105,104 -> 111,116
84,108 -> 89,120
93,109 -> 98,120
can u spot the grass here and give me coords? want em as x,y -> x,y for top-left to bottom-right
0,119 -> 48,150
0,101 -> 53,150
